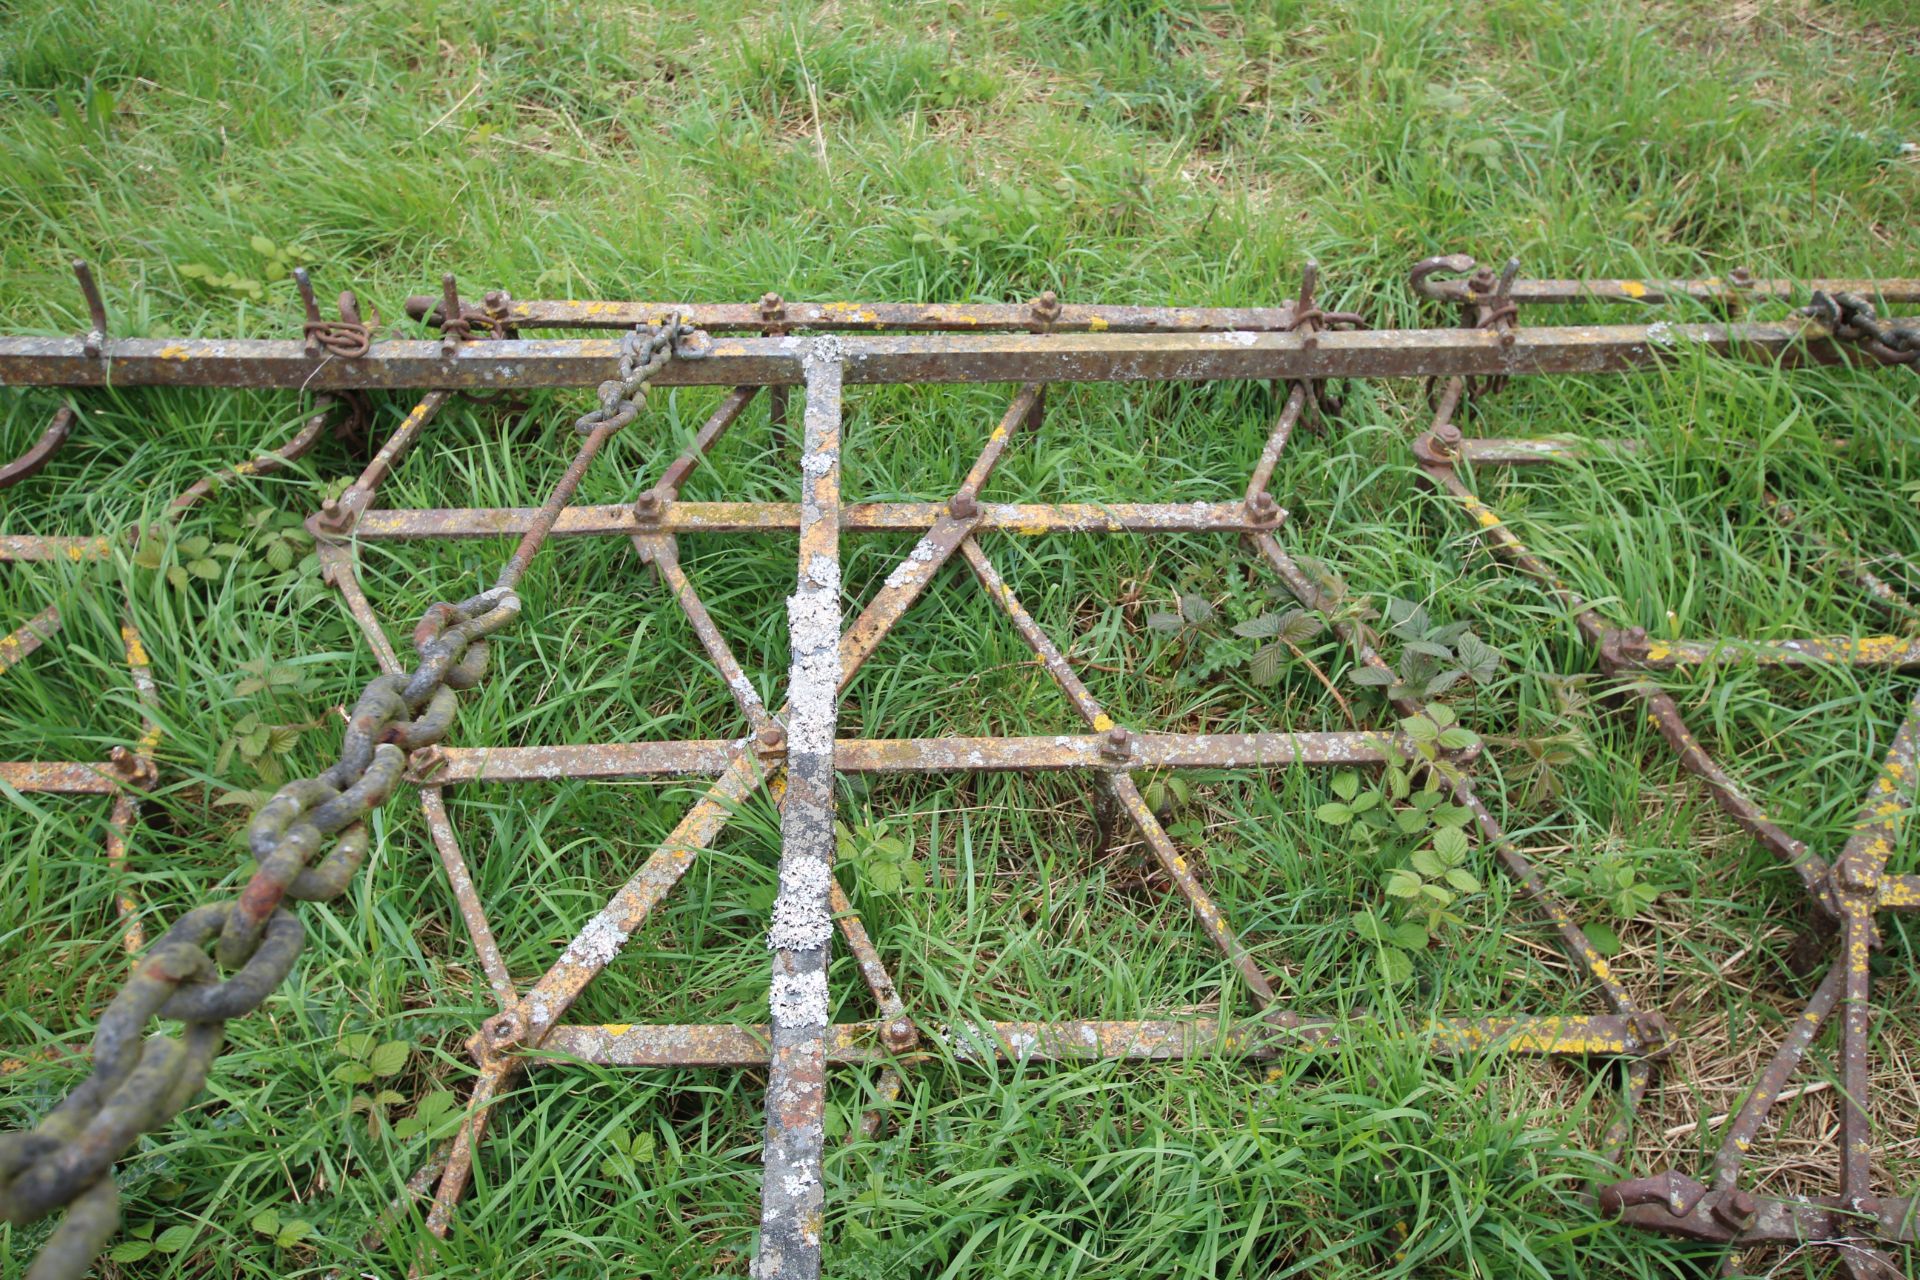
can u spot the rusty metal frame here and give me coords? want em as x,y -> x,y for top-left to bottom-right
1407,255 -> 1920,1278
3,257 -> 1917,1276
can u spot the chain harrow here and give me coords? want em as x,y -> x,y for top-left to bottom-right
1799,289 -> 1920,366
0,317 -> 697,1280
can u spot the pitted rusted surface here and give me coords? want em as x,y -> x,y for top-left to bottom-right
0,319 -> 1897,392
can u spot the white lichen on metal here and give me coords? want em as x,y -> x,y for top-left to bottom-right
769,968 -> 830,1028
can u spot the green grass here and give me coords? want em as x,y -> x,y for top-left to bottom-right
1,0 -> 1918,1276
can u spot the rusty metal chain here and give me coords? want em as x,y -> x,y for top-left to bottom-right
576,314 -> 710,434
0,316 -> 701,1280
1800,290 -> 1920,367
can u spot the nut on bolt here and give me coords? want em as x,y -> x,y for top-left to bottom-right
632,487 -> 664,521
1031,289 -> 1062,328
757,723 -> 787,751
1100,725 -> 1131,762
1711,1188 -> 1758,1230
1432,422 -> 1465,456
107,745 -> 158,789
1835,853 -> 1880,897
478,1006 -> 529,1058
881,1017 -> 918,1051
949,491 -> 978,520
1246,492 -> 1282,525
408,744 -> 449,781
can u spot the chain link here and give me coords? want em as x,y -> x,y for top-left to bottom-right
1,318 -> 701,1280
575,313 -> 709,434
1800,290 -> 1919,367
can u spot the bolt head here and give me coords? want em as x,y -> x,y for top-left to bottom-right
1433,423 -> 1465,453
632,489 -> 662,520
1711,1188 -> 1758,1229
949,492 -> 978,519
409,744 -> 448,779
479,1007 -> 529,1057
1730,266 -> 1754,287
1836,855 -> 1880,896
757,724 -> 786,749
881,1017 -> 916,1050
1101,726 -> 1131,760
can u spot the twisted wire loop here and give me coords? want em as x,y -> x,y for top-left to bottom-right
2,317 -> 699,1280
304,295 -> 377,360
1800,290 -> 1920,367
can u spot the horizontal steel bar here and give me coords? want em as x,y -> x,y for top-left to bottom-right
1609,1182 -> 1917,1246
0,320 -> 1879,391
351,500 -> 1281,541
418,730 -> 1398,784
0,761 -> 118,794
1621,634 -> 1920,670
536,1013 -> 1663,1067
1420,275 -> 1920,308
0,535 -> 112,563
406,296 -> 1306,334
1452,437 -> 1592,466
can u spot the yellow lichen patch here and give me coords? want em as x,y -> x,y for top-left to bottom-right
120,625 -> 149,668
1644,643 -> 1672,662
1088,316 -> 1109,332
158,344 -> 191,361
1091,713 -> 1114,732
1619,280 -> 1648,299
601,1024 -> 632,1037
989,424 -> 1009,442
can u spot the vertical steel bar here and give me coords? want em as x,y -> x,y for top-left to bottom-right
1245,384 -> 1307,503
1839,907 -> 1874,1207
642,386 -> 758,505
1712,963 -> 1844,1191
312,390 -> 449,533
635,536 -> 774,732
102,619 -> 162,957
756,344 -> 844,1280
